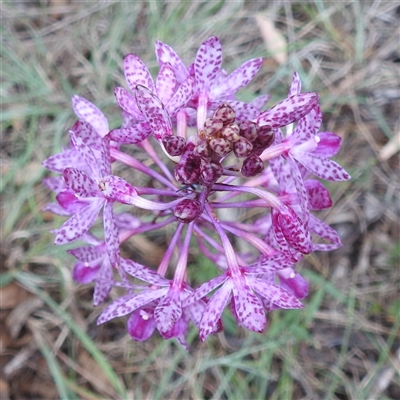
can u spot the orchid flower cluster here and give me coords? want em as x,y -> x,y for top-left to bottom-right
43,37 -> 350,350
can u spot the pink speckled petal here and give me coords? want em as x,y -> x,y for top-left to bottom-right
304,179 -> 332,209
93,257 -> 113,306
156,62 -> 177,104
98,136 -> 111,177
252,279 -> 303,309
231,278 -> 265,332
120,258 -> 169,285
212,58 -> 264,98
250,94 -> 271,112
54,198 -> 104,244
292,105 -> 322,144
100,175 -> 137,204
293,151 -> 351,181
109,122 -> 152,144
245,253 -> 295,274
123,54 -> 155,93
155,40 -> 189,83
199,280 -> 232,341
309,214 -> 342,251
63,168 -> 99,197
103,201 -> 119,267
42,202 -> 71,217
43,176 -> 67,193
97,288 -> 168,324
42,149 -> 86,174
70,121 -> 102,149
193,273 -> 229,302
114,87 -> 142,119
223,101 -> 262,121
288,71 -> 302,97
134,85 -> 172,140
68,244 -> 105,262
154,287 -> 183,334
257,93 -> 319,128
69,131 -> 100,179
72,95 -> 109,137
194,36 -> 222,93
167,75 -> 195,116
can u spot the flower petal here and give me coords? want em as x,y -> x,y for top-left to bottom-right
93,257 -> 113,306
155,40 -> 189,84
103,201 -> 119,266
123,54 -> 155,93
42,149 -> 86,174
288,71 -> 301,97
314,131 -> 342,157
72,95 -> 109,137
194,36 -> 222,93
127,308 -> 156,341
134,85 -> 173,140
54,198 -> 104,244
156,62 -> 177,104
154,287 -> 183,334
304,179 -> 332,209
63,168 -> 100,198
120,258 -> 169,285
114,87 -> 142,119
100,175 -> 137,204
166,75 -> 195,116
109,122 -> 152,144
257,93 -> 319,128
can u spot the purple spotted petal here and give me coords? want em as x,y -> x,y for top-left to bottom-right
114,87 -> 142,119
68,244 -> 105,262
100,175 -> 137,204
250,94 -> 271,111
257,93 -> 319,128
309,214 -> 342,251
70,121 -> 102,150
43,176 -> 67,193
251,279 -> 303,309
155,40 -> 189,84
42,149 -> 86,174
278,270 -> 309,299
69,131 -> 100,179
72,95 -> 109,137
244,253 -> 295,274
154,288 -> 183,334
134,85 -> 172,140
305,180 -> 332,209
98,136 -> 111,177
103,201 -> 119,267
193,272 -> 229,302
109,122 -> 152,144
156,62 -> 177,104
120,258 -> 169,285
199,280 -> 232,341
97,288 -> 168,324
293,151 -> 351,181
63,168 -> 100,198
194,36 -> 222,93
93,257 -> 113,306
224,101 -> 262,121
42,202 -> 71,216
291,105 -> 322,144
54,198 -> 104,245
166,75 -> 195,116
314,132 -> 342,157
123,54 -> 155,93
231,278 -> 266,332
288,71 -> 301,97
212,58 -> 264,99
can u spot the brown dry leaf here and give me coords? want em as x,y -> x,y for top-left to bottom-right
0,283 -> 32,309
255,14 -> 287,65
379,131 -> 400,161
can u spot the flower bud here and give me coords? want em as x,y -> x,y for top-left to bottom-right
204,118 -> 223,137
209,137 -> 232,157
239,120 -> 259,142
241,154 -> 264,177
233,136 -> 253,158
174,143 -> 201,185
162,136 -> 186,156
213,102 -> 236,124
221,123 -> 240,142
194,140 -> 214,160
200,162 -> 223,186
174,199 -> 203,223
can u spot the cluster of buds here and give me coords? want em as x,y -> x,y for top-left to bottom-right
42,36 -> 350,350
